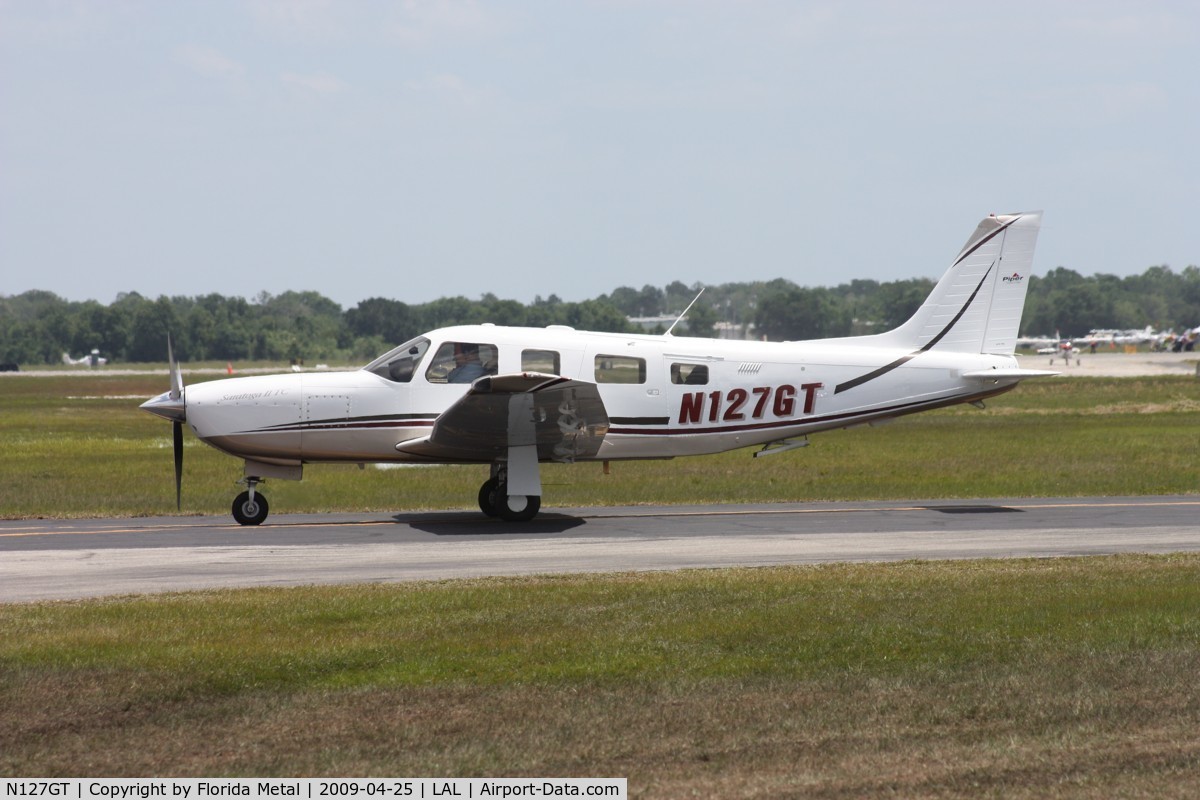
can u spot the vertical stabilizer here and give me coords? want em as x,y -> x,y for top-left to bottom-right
878,211 -> 1042,355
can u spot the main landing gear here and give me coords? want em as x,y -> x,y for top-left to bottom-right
477,467 -> 541,522
226,465 -> 540,526
232,477 -> 269,526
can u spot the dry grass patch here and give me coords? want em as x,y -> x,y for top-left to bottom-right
5,666 -> 1200,796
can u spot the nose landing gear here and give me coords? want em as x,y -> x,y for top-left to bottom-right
232,477 -> 269,526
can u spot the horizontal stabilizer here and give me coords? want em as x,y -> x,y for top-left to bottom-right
961,368 -> 1060,380
395,372 -> 609,462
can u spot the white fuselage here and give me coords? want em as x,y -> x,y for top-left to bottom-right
181,323 -> 1021,468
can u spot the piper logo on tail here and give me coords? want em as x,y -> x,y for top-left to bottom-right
1002,272 -> 1025,283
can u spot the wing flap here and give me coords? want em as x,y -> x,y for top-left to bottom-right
395,373 -> 609,462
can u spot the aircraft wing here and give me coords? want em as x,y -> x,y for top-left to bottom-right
395,373 -> 609,462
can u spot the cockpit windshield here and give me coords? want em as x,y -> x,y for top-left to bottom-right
364,337 -> 431,383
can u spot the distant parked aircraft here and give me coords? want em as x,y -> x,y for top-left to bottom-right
1072,326 -> 1160,349
62,349 -> 107,367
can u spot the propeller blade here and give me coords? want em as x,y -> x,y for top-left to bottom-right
166,335 -> 185,510
173,419 -> 184,510
137,335 -> 189,511
167,333 -> 184,401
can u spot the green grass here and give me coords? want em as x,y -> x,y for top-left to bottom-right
2,373 -> 1198,518
2,557 -> 1199,795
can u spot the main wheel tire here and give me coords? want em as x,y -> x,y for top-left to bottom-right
232,490 -> 269,526
497,494 -> 540,522
478,477 -> 502,516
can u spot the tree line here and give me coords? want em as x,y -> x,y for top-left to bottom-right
2,265 -> 1198,366
0,290 -> 633,366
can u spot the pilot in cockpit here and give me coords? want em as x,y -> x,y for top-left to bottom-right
447,342 -> 488,383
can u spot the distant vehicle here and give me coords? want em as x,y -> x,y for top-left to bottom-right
143,211 -> 1055,525
62,349 -> 107,367
0,362 -> 18,372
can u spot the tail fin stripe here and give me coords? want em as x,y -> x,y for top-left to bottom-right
951,215 -> 1020,268
918,261 -> 995,352
834,262 -> 995,395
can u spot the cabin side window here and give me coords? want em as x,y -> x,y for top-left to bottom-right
594,354 -> 646,384
424,342 -> 499,384
671,363 -> 709,385
365,337 -> 431,383
522,349 -> 561,374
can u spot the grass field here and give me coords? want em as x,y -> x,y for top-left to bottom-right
2,558 -> 1200,796
2,372 -> 1198,518
2,372 -> 1200,795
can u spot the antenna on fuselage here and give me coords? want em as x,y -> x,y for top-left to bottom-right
663,288 -> 705,337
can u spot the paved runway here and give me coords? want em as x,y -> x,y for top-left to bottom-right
1015,350 -> 1199,376
2,496 -> 1198,603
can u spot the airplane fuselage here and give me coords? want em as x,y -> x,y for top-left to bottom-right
141,211 -> 1049,524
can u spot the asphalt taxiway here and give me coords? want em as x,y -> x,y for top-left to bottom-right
2,496 -> 1198,603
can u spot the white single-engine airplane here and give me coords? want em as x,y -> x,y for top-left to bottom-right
142,211 -> 1053,525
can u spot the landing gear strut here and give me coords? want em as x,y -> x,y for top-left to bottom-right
232,477 -> 269,526
477,466 -> 541,522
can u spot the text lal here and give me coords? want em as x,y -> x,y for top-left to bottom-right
434,784 -> 590,796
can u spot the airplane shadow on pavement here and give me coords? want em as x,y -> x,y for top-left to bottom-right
397,511 -> 588,536
919,505 -> 1023,514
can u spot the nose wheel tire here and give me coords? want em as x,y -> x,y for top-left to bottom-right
232,490 -> 269,526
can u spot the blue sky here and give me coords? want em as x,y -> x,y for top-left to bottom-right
2,1 -> 1198,310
